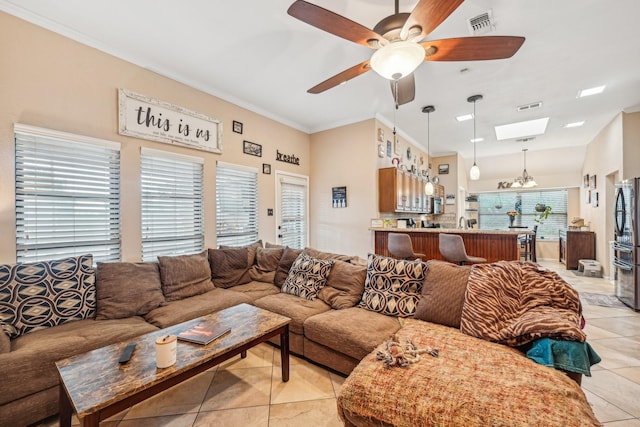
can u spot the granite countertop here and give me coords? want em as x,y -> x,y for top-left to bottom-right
370,227 -> 534,235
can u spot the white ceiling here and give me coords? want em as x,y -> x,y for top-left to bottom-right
3,0 -> 640,180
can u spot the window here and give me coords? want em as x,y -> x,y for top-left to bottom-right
141,148 -> 204,261
477,190 -> 568,240
15,124 -> 121,263
276,172 -> 308,249
215,162 -> 258,247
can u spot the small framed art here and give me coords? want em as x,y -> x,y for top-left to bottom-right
262,163 -> 271,174
233,120 -> 243,134
243,140 -> 262,157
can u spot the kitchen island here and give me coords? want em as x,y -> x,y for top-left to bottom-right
372,228 -> 534,263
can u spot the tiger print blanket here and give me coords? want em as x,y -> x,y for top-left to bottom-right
460,261 -> 586,346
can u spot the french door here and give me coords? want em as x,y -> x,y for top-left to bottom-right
275,172 -> 308,249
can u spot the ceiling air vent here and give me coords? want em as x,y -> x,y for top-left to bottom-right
515,137 -> 536,143
467,10 -> 494,36
517,101 -> 543,112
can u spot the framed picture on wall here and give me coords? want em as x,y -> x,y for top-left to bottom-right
438,164 -> 450,174
586,189 -> 591,204
243,140 -> 262,157
386,140 -> 392,157
232,120 -> 243,134
592,192 -> 599,207
262,163 -> 271,174
589,174 -> 597,189
583,174 -> 590,188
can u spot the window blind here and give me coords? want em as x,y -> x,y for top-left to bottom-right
477,190 -> 568,240
141,148 -> 204,261
280,176 -> 307,249
215,162 -> 259,247
15,124 -> 121,263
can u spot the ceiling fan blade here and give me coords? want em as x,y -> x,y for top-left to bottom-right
308,60 -> 371,94
401,0 -> 464,41
288,0 -> 386,48
422,36 -> 525,61
390,74 -> 416,106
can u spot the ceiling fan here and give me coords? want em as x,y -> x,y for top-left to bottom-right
288,0 -> 525,105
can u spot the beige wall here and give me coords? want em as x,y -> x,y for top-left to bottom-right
309,119 -> 378,258
0,12 -> 310,263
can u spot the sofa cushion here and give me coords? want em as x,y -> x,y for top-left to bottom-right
157,251 -> 215,302
253,293 -> 330,334
95,262 -> 165,320
249,247 -> 284,283
304,307 -> 402,360
358,253 -> 426,318
304,247 -> 356,262
143,287 -> 251,328
317,260 -> 367,309
274,247 -> 303,287
220,240 -> 263,265
0,255 -> 96,339
208,247 -> 252,288
227,281 -> 280,301
413,260 -> 471,328
0,316 -> 158,407
281,253 -> 335,301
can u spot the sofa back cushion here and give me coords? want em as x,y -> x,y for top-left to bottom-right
158,251 -> 215,301
281,253 -> 335,301
274,247 -> 303,287
358,253 -> 426,318
249,247 -> 284,283
219,240 -> 263,265
413,260 -> 471,328
96,262 -> 165,320
0,254 -> 96,339
317,260 -> 367,309
208,247 -> 252,288
303,247 -> 356,263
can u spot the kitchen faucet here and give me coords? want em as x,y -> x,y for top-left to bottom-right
459,216 -> 468,230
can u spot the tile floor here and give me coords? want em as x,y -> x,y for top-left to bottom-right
34,260 -> 640,427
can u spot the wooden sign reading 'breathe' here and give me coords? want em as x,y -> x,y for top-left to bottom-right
118,89 -> 223,153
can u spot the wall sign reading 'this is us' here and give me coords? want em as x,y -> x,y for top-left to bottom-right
276,149 -> 300,165
118,88 -> 223,154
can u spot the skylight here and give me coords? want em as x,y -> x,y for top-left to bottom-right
494,117 -> 549,141
577,85 -> 605,98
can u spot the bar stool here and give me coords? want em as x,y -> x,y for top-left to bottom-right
439,233 -> 487,265
520,225 -> 538,262
388,233 -> 425,260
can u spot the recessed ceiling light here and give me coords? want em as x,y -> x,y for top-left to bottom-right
564,121 -> 585,128
495,117 -> 549,141
470,138 -> 484,143
456,114 -> 473,122
577,85 -> 605,98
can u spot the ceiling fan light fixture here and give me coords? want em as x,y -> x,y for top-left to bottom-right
370,41 -> 424,80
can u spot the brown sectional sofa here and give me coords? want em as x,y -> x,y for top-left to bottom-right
0,244 -> 599,427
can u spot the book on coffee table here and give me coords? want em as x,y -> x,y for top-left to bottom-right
177,322 -> 231,345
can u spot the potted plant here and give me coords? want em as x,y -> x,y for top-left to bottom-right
535,205 -> 552,224
535,203 -> 547,212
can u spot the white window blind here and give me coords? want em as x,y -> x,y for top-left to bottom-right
15,124 -> 121,263
215,162 -> 258,247
141,148 -> 204,261
477,190 -> 568,240
279,175 -> 308,249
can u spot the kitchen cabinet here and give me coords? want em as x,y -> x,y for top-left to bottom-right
378,167 -> 433,214
559,230 -> 595,270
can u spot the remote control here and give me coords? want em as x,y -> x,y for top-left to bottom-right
118,343 -> 136,364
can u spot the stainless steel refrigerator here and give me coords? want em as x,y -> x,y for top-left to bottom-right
614,178 -> 640,310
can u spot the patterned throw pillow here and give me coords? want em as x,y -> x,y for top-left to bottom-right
281,253 -> 335,300
0,255 -> 96,339
359,253 -> 426,317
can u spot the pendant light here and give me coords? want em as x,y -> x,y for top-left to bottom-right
422,105 -> 435,195
468,94 -> 483,181
511,148 -> 537,188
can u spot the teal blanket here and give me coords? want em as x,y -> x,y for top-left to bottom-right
526,338 -> 601,376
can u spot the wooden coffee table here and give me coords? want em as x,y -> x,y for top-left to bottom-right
56,303 -> 290,427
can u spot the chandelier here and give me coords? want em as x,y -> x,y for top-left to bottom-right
511,148 -> 537,188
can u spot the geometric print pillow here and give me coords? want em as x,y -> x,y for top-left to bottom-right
281,253 -> 335,301
358,253 -> 426,318
0,254 -> 96,339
